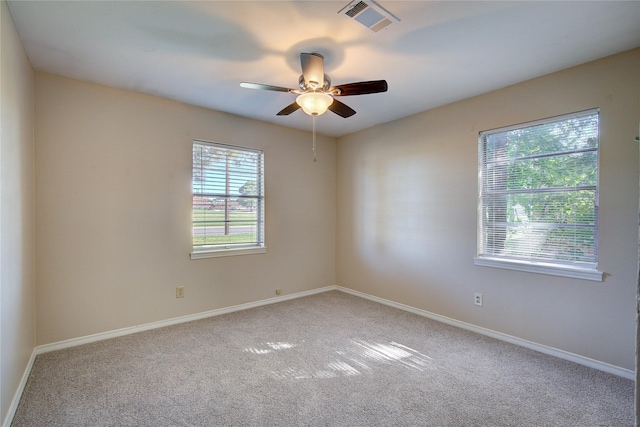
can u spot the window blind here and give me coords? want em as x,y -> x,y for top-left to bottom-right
192,140 -> 264,252
478,109 -> 599,269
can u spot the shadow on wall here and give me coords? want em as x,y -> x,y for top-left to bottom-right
355,144 -> 469,278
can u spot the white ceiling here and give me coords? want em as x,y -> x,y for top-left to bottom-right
7,1 -> 640,137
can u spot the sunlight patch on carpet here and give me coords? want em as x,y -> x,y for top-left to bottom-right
243,342 -> 297,354
261,340 -> 439,380
350,340 -> 436,371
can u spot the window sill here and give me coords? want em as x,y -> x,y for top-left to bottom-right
191,246 -> 266,260
473,257 -> 603,282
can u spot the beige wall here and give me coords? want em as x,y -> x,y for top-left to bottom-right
336,49 -> 640,371
34,73 -> 336,345
1,0 -> 36,422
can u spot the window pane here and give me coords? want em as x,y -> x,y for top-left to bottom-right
192,141 -> 264,252
478,110 -> 599,269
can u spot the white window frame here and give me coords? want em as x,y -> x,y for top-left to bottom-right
191,140 -> 265,259
474,109 -> 603,281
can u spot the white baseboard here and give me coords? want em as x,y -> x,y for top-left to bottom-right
336,286 -> 635,380
2,349 -> 37,427
35,286 -> 337,355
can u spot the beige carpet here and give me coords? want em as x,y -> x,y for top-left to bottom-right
12,291 -> 634,426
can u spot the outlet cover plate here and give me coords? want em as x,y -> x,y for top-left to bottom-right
474,293 -> 483,306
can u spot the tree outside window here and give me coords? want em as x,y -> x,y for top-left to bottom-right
477,109 -> 599,275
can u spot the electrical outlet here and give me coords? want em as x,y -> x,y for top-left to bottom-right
275,289 -> 281,295
474,293 -> 483,306
176,286 -> 185,298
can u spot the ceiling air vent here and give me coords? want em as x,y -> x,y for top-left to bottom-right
339,1 -> 400,33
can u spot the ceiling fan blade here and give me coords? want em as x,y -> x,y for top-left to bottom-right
300,53 -> 325,89
328,99 -> 356,118
330,80 -> 388,96
276,102 -> 301,116
240,82 -> 294,93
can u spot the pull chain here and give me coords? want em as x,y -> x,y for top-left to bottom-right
312,114 -> 317,162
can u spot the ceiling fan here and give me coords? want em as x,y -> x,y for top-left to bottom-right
240,52 -> 388,118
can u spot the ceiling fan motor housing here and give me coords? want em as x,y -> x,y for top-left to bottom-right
298,74 -> 331,92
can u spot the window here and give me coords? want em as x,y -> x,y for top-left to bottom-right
191,140 -> 265,259
475,109 -> 602,281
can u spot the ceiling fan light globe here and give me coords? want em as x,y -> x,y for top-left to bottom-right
296,92 -> 333,116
